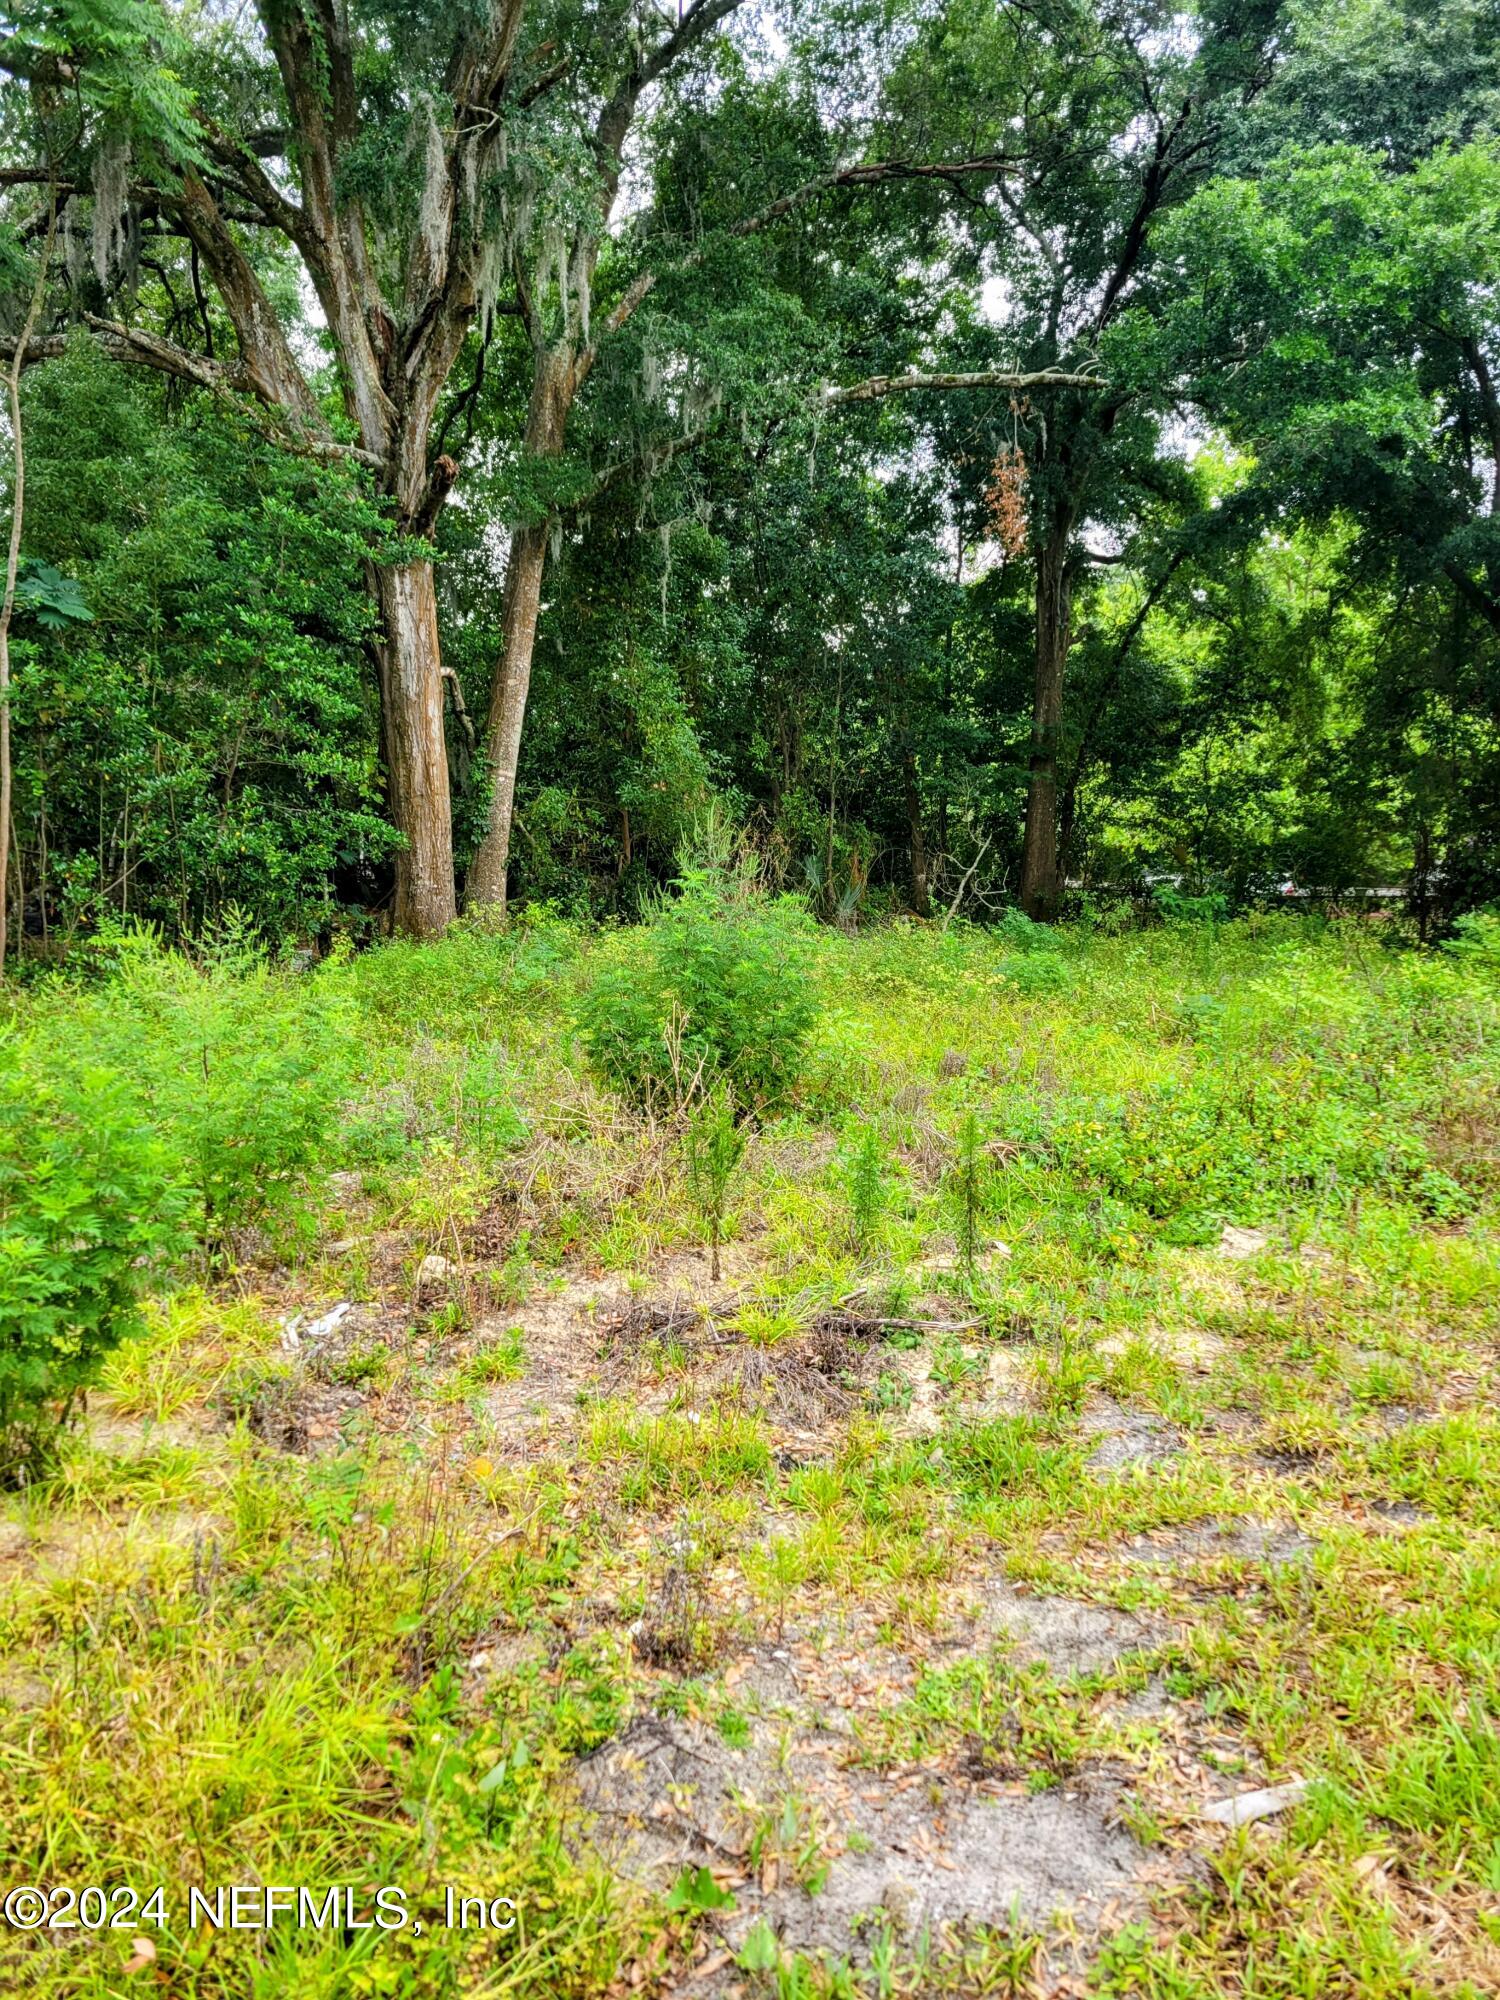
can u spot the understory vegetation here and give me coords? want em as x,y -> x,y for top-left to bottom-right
1,902 -> 1497,1996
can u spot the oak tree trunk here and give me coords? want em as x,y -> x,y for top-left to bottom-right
373,559 -> 457,937
1019,521 -> 1075,922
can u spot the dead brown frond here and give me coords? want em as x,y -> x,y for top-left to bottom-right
702,1311 -> 893,1422
985,444 -> 1030,557
595,1296 -> 707,1360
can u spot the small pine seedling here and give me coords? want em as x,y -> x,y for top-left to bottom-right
841,1118 -> 889,1254
683,1082 -> 747,1283
946,1108 -> 988,1280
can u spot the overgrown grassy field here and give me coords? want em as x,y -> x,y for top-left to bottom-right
2,909 -> 1499,1998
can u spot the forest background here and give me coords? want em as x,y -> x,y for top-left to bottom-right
0,0 -> 1497,953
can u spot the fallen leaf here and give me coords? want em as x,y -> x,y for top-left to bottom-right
1202,1778 -> 1310,1826
123,1938 -> 157,1975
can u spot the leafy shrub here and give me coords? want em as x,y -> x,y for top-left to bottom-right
71,927 -> 355,1245
993,906 -> 1064,953
0,1058 -> 189,1481
1002,950 -> 1071,995
1445,909 -> 1500,975
1154,883 -> 1230,924
579,856 -> 820,1109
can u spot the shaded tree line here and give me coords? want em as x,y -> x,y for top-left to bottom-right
0,0 -> 1496,948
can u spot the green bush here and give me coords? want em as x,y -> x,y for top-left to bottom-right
0,1059 -> 189,1481
994,906 -> 1064,952
1154,883 -> 1231,924
1445,909 -> 1500,976
1003,951 -> 1071,995
70,927 -> 355,1245
578,857 -> 820,1110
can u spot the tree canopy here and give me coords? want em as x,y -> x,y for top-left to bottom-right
0,0 -> 1496,947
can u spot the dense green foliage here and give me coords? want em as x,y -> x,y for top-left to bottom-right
11,348 -> 395,942
578,854 -> 821,1110
0,1055 -> 186,1480
0,0 -> 1494,945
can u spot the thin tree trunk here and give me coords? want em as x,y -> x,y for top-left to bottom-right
1019,520 -> 1075,922
901,741 -> 931,916
467,345 -> 576,913
373,559 -> 456,937
0,190 -> 54,976
466,519 -> 549,910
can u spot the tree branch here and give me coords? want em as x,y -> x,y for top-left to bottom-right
559,365 -> 1107,521
822,367 -> 1106,407
0,319 -> 381,469
561,419 -> 723,520
637,0 -> 748,92
1445,561 -> 1500,635
448,0 -> 530,112
194,112 -> 310,249
168,168 -> 326,432
591,151 -> 1031,353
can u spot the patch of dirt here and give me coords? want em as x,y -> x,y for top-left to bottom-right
1118,1518 -> 1315,1571
1219,1225 -> 1271,1260
722,1629 -> 922,1732
960,1345 -> 1032,1417
84,1408 -> 221,1454
1113,1673 -> 1174,1722
570,1712 -> 1160,1982
957,1580 -> 1164,1677
1082,1399 -> 1184,1472
475,1275 -> 635,1450
1365,1498 -> 1435,1527
875,1343 -> 943,1435
721,1646 -> 804,1713
247,1374 -> 368,1453
0,1668 -> 50,1710
462,1628 -> 551,1687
